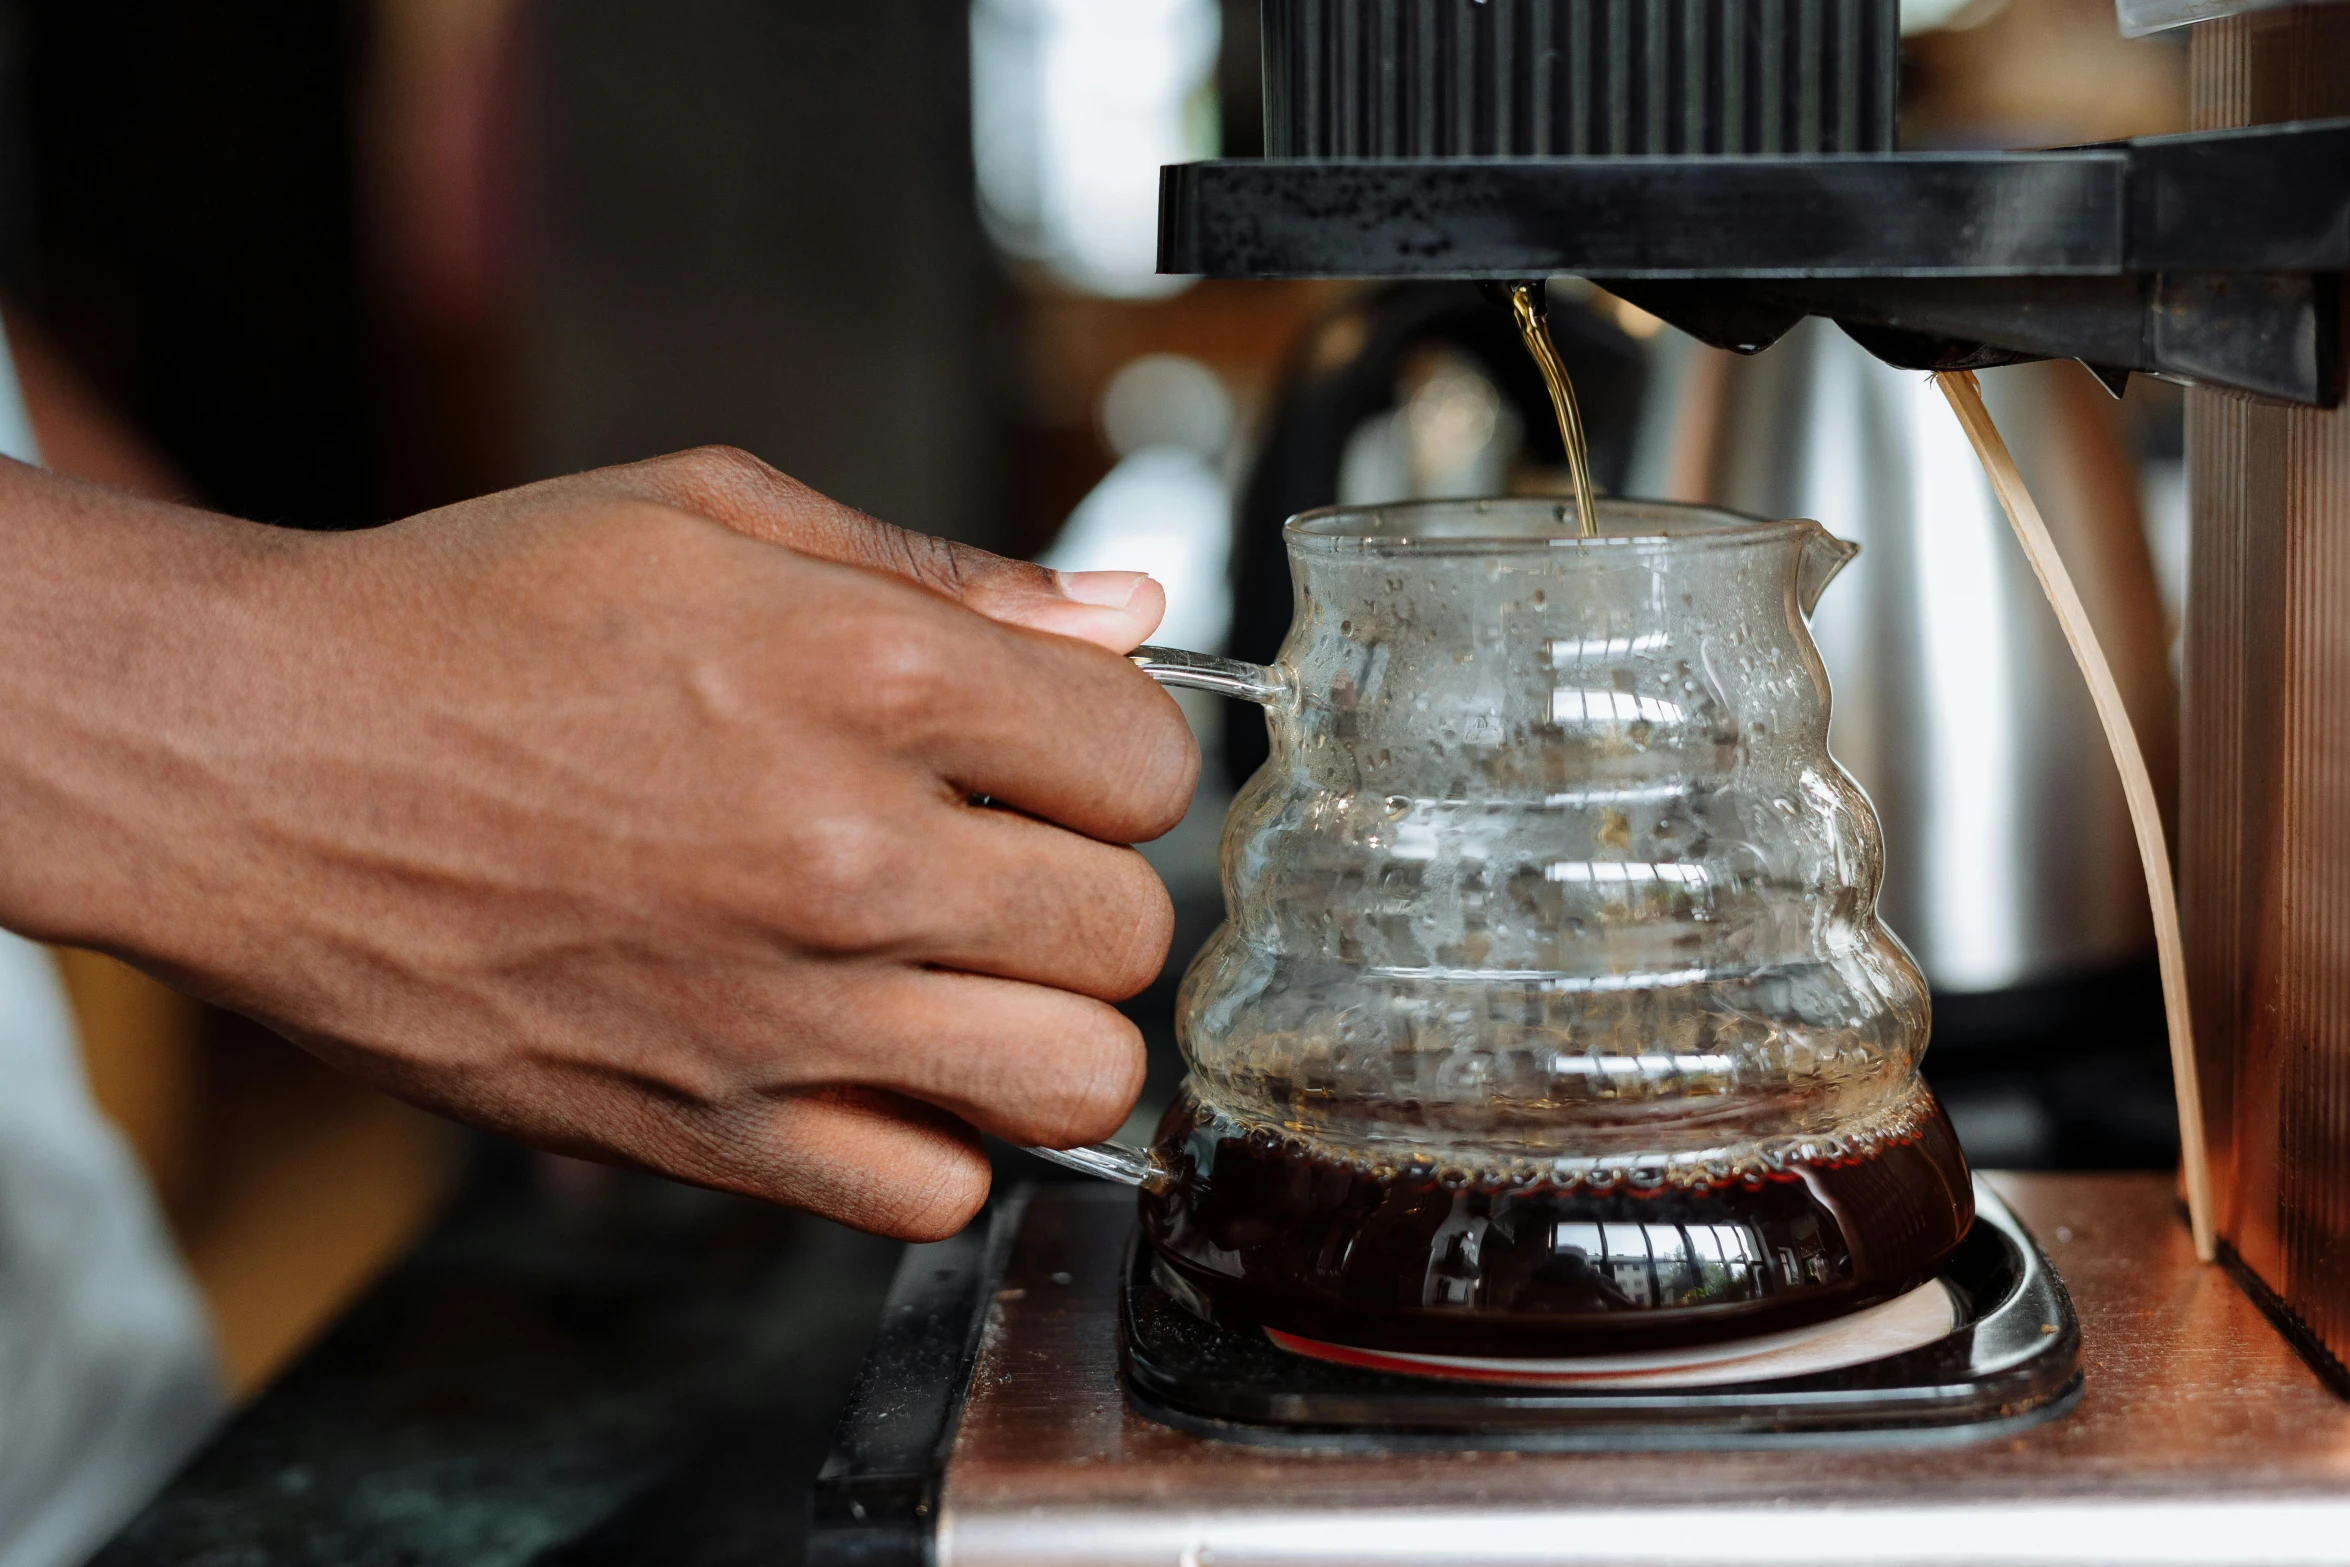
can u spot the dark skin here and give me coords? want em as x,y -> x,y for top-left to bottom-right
0,445 -> 1195,1240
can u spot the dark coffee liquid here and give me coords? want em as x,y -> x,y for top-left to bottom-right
1140,1088 -> 1974,1356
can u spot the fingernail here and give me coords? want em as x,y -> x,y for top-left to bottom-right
1057,569 -> 1150,609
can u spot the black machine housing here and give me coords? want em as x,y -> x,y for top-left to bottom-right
1164,0 -> 2348,405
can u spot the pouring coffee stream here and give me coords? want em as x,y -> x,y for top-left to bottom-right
1492,278 -> 1601,540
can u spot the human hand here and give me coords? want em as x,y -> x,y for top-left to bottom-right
0,449 -> 1196,1239
567,446 -> 1171,654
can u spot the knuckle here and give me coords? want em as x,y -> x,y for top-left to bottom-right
786,813 -> 907,947
1030,1014 -> 1146,1147
874,1152 -> 991,1242
906,538 -> 1050,611
841,615 -> 965,740
1117,707 -> 1202,840
1097,857 -> 1174,1000
666,443 -> 782,500
745,1086 -> 990,1240
949,543 -> 1050,599
879,525 -> 965,593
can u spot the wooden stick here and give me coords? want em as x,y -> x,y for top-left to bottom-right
1934,370 -> 2215,1262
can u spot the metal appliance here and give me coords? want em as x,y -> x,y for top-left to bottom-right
816,2 -> 2350,1560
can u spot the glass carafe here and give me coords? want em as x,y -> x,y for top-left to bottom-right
1075,497 -> 1971,1355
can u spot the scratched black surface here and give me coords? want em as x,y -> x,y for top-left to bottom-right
90,1148 -> 906,1567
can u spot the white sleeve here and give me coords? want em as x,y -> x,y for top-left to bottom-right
0,316 -> 225,1567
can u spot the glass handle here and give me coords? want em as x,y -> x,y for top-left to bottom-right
1127,644 -> 1286,705
1024,1140 -> 1172,1193
1018,645 -> 1267,1188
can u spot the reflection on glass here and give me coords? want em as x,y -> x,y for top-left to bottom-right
1552,1219 -> 1780,1305
1549,688 -> 1685,725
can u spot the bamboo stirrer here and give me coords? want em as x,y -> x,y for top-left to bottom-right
1933,369 -> 2215,1262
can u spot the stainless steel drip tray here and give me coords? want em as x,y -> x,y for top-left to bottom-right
1121,1176 -> 2076,1449
811,1176 -> 2350,1567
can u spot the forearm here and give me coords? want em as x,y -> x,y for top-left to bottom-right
0,461 -> 306,966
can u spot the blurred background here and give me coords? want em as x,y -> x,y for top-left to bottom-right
0,0 -> 2196,1435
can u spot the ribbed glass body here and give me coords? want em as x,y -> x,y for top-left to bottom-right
1143,497 -> 1970,1352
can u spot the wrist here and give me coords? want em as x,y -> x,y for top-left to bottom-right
0,461 -> 316,968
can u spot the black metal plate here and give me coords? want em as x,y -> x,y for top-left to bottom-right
1153,120 -> 2350,403
1157,121 -> 2350,280
1161,152 -> 2128,278
1120,1177 -> 2081,1450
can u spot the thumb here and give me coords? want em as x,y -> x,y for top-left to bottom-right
582,446 -> 1168,653
984,568 -> 1168,653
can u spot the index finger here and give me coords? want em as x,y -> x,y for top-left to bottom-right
841,601 -> 1200,846
583,447 -> 1168,652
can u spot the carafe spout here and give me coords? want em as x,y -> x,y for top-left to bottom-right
1796,523 -> 1861,618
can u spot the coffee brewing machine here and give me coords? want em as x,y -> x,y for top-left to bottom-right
813,4 -> 2350,1562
